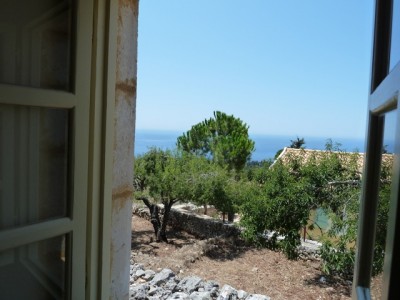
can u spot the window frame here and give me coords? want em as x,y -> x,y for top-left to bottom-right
0,0 -> 94,298
353,0 -> 400,299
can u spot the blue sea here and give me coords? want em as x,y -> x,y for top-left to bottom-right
134,129 -> 374,161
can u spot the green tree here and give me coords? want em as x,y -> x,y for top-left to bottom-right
289,137 -> 305,149
186,159 -> 239,223
243,160 -> 273,183
134,148 -> 192,242
183,154 -> 225,215
177,111 -> 255,172
240,158 -> 312,259
319,152 -> 391,277
199,169 -> 230,221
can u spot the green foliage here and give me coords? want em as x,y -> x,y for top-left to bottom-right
134,148 -> 190,202
274,148 -> 283,160
289,137 -> 306,149
240,159 -> 312,258
225,178 -> 260,216
373,180 -> 390,274
243,160 -> 272,183
177,111 -> 255,172
134,145 -> 251,224
186,159 -> 252,220
319,187 -> 359,277
186,158 -> 229,211
133,148 -> 195,241
319,158 -> 391,277
175,111 -> 256,221
320,240 -> 355,278
240,140 -> 391,271
134,138 -> 391,278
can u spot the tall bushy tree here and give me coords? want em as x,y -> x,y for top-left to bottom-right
177,111 -> 255,172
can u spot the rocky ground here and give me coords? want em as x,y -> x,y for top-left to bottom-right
129,262 -> 271,299
131,215 -> 364,299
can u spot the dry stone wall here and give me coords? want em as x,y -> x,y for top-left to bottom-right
133,205 -> 241,238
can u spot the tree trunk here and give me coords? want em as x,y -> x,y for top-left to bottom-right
203,204 -> 208,215
227,211 -> 235,222
138,196 -> 161,240
150,205 -> 161,239
139,196 -> 175,243
156,201 -> 173,243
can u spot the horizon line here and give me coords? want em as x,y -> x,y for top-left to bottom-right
135,128 -> 366,140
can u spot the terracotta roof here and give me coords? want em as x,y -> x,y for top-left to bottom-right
272,147 -> 394,173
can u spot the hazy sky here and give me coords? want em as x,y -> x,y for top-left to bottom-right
136,1 -> 374,139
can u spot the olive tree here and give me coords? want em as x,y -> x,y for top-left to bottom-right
134,148 -> 192,242
184,157 -> 240,222
182,154 -> 226,215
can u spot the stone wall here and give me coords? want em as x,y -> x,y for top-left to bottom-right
169,206 -> 242,239
133,205 -> 241,239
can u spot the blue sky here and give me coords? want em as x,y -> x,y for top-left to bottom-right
136,1 -> 374,139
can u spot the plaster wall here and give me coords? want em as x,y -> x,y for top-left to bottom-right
110,0 -> 138,299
